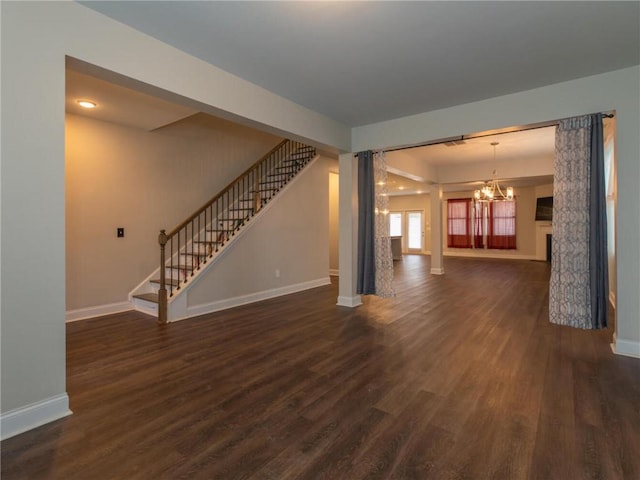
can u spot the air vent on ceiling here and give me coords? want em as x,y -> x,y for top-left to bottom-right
444,140 -> 467,147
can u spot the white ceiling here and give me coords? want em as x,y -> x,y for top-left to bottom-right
386,171 -> 555,197
395,126 -> 556,166
65,67 -> 555,178
66,70 -> 197,130
385,126 -> 556,196
65,67 -> 556,195
81,1 -> 639,127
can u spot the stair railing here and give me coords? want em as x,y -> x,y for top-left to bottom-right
157,139 -> 316,324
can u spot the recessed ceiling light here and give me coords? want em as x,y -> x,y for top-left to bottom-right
77,100 -> 97,109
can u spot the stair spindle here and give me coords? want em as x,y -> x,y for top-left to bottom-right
146,139 -> 316,322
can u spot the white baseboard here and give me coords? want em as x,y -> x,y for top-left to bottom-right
611,335 -> 640,359
66,301 -> 132,322
430,267 -> 445,275
185,277 -> 331,319
337,295 -> 363,308
329,269 -> 339,277
443,251 -> 537,261
1,393 -> 72,440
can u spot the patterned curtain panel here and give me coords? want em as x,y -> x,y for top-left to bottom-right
373,151 -> 395,298
550,114 -> 608,329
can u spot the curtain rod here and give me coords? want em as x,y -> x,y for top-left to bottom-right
358,111 -> 615,155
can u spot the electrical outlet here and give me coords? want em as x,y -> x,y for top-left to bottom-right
275,269 -> 280,278
117,228 -> 124,238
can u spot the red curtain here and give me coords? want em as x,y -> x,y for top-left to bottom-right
487,200 -> 516,249
447,199 -> 472,248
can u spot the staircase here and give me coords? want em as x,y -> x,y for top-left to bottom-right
129,140 -> 318,323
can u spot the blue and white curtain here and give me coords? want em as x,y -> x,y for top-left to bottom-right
373,151 -> 395,297
550,113 -> 608,329
357,150 -> 395,298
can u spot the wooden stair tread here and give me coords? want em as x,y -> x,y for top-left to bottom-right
290,152 -> 313,157
133,293 -> 158,303
150,278 -> 180,286
133,141 -> 317,322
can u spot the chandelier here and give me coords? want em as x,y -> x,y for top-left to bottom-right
474,142 -> 514,202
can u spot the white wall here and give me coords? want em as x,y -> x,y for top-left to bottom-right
386,150 -> 437,183
2,0 -> 638,439
442,187 -> 537,259
329,172 -> 340,274
388,194 -> 431,253
534,184 -> 554,262
0,1 -> 351,437
353,66 -> 640,357
66,112 -> 282,312
603,117 -> 617,306
436,156 -> 554,185
187,157 -> 331,308
390,188 -> 538,259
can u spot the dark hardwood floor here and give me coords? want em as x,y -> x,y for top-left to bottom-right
2,256 -> 639,479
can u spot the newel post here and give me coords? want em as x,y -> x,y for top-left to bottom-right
158,229 -> 168,325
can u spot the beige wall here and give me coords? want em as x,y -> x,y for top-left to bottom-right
534,184 -> 553,198
329,172 -> 340,273
533,184 -> 554,261
65,112 -> 282,311
353,66 -> 639,354
604,117 -> 617,303
388,194 -> 431,253
2,0 -> 638,438
442,187 -> 538,259
1,0 -> 348,429
389,189 -> 538,258
188,157 -> 331,306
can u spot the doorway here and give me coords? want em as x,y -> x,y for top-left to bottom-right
389,210 -> 425,254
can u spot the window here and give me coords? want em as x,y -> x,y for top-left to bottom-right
486,200 -> 516,249
447,199 -> 472,248
447,198 -> 517,250
389,212 -> 402,237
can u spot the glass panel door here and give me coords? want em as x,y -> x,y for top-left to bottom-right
407,211 -> 423,251
389,212 -> 402,237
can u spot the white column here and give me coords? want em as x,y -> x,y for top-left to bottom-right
430,184 -> 445,274
337,153 -> 362,307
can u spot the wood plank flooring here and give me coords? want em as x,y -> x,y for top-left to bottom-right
2,255 -> 639,479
